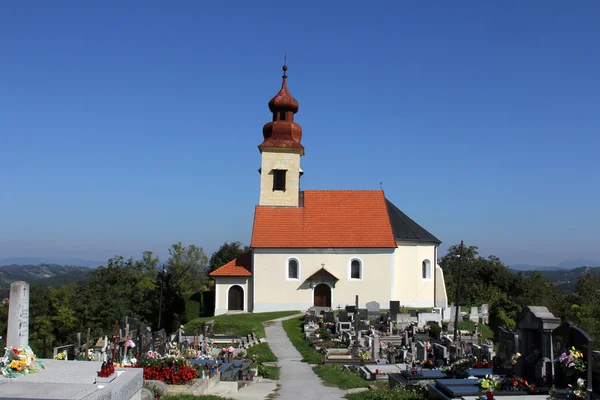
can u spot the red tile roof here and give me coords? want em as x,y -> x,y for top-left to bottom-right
209,252 -> 252,277
251,190 -> 397,248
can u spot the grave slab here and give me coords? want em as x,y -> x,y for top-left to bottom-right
0,359 -> 142,400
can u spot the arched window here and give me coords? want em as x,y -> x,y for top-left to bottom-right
288,258 -> 299,280
350,259 -> 362,280
422,259 -> 432,280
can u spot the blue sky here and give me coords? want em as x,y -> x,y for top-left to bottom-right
1,1 -> 599,266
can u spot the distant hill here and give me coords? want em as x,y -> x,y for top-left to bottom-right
523,266 -> 600,293
0,257 -> 104,268
0,264 -> 92,298
510,259 -> 600,271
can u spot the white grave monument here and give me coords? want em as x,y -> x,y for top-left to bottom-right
6,281 -> 29,349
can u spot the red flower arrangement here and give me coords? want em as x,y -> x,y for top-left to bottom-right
142,365 -> 197,384
472,360 -> 493,368
127,357 -> 197,385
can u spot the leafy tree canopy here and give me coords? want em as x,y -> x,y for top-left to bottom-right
208,241 -> 250,272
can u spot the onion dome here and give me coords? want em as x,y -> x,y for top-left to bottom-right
268,65 -> 299,113
259,65 -> 304,154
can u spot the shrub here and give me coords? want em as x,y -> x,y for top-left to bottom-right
429,323 -> 441,339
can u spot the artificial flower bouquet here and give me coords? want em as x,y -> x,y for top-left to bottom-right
568,378 -> 589,400
557,347 -> 586,376
54,350 -> 68,360
500,376 -> 536,393
441,358 -> 472,378
0,347 -> 44,377
479,375 -> 501,391
130,355 -> 197,385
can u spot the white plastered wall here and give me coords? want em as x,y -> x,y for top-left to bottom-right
393,242 -> 447,307
252,248 -> 395,312
214,276 -> 250,316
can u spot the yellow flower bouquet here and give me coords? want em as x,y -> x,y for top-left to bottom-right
1,346 -> 44,377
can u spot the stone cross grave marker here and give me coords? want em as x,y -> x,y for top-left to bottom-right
6,281 -> 29,349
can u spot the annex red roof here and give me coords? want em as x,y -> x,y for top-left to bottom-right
251,190 -> 397,248
209,252 -> 252,277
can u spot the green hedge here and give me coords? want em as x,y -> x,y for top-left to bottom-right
183,292 -> 202,323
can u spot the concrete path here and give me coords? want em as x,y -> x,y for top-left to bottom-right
265,314 -> 346,400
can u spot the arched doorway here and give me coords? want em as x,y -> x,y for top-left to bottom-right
313,284 -> 331,307
228,285 -> 244,311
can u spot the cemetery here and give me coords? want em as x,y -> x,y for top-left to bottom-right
297,296 -> 600,400
0,281 -> 283,399
3,280 -> 600,400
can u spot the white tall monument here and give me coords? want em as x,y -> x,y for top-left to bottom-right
6,281 -> 29,349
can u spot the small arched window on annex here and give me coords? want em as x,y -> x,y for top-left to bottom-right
286,257 -> 300,280
348,258 -> 363,281
422,259 -> 432,280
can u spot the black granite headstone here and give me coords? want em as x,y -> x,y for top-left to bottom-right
553,321 -> 593,391
390,301 -> 400,316
324,312 -> 335,323
338,311 -> 349,322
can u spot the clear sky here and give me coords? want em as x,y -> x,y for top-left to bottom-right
1,1 -> 599,266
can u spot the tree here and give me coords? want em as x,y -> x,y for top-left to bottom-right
167,242 -> 208,293
439,242 -> 568,336
209,241 -> 250,272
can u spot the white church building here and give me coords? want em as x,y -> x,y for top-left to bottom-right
210,65 -> 448,315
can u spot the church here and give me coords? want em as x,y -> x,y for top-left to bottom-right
210,66 -> 448,315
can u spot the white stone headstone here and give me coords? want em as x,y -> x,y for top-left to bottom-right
6,281 -> 29,349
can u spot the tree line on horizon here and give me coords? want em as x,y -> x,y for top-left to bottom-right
0,241 -> 249,354
1,241 -> 599,354
440,243 -> 600,348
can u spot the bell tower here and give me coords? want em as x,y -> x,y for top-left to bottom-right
258,65 -> 304,207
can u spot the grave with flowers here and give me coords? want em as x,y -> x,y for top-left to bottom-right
1,281 -> 143,400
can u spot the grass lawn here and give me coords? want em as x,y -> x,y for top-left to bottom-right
457,320 -> 494,341
258,364 -> 280,380
166,396 -> 232,400
246,342 -> 277,363
281,316 -> 323,364
313,364 -> 370,390
185,311 -> 299,338
345,388 -> 425,400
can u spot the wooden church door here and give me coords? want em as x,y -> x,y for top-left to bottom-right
228,285 -> 244,311
314,284 -> 331,307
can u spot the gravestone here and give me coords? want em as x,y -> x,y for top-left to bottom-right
396,314 -> 411,331
480,304 -> 489,324
6,281 -> 30,349
494,326 -> 519,375
416,341 -> 427,361
324,312 -> 335,323
345,305 -> 356,314
481,343 -> 494,361
373,333 -> 381,360
366,301 -> 380,314
472,344 -> 481,359
152,329 -> 167,355
390,301 -> 400,317
434,343 -> 448,364
516,306 -> 560,385
358,309 -> 368,320
470,307 -> 479,323
552,321 -> 594,391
